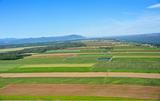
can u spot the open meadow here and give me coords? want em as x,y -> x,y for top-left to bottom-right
0,40 -> 160,101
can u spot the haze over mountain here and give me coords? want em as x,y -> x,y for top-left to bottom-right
0,33 -> 160,45
0,35 -> 85,45
112,33 -> 160,45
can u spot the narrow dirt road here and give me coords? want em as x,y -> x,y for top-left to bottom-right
0,72 -> 160,79
0,84 -> 160,100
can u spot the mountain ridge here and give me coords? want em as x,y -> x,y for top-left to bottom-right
0,35 -> 85,45
112,33 -> 160,45
0,33 -> 160,45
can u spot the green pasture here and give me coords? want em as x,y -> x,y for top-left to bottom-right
0,54 -> 160,73
0,46 -> 44,53
0,55 -> 100,73
0,95 -> 154,101
46,49 -> 81,53
46,48 -> 110,53
5,67 -> 91,73
0,77 -> 160,88
0,41 -> 160,101
79,53 -> 111,57
3,61 -> 160,73
93,61 -> 160,73
113,45 -> 159,49
111,52 -> 160,56
113,57 -> 160,62
0,44 -> 160,73
0,47 -> 25,53
112,48 -> 160,52
111,45 -> 160,52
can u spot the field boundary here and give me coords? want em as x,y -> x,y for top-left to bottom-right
0,72 -> 160,79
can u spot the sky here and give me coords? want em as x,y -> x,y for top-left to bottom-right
0,0 -> 160,38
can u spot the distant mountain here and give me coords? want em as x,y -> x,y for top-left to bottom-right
0,35 -> 85,45
112,33 -> 160,45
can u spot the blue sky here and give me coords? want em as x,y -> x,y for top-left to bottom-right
0,0 -> 160,38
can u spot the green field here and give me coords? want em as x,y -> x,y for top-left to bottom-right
0,96 -> 154,101
0,77 -> 160,88
0,55 -> 159,73
5,67 -> 91,73
93,61 -> 160,73
0,47 -> 160,73
46,48 -> 110,53
0,40 -> 160,100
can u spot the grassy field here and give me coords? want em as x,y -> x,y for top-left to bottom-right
0,46 -> 44,53
0,77 -> 160,88
0,96 -> 154,101
1,57 -> 159,73
0,40 -> 160,100
46,49 -> 81,53
0,53 -> 160,73
93,61 -> 160,73
21,63 -> 94,68
111,52 -> 160,56
46,48 -> 110,53
2,65 -> 159,73
6,67 -> 91,73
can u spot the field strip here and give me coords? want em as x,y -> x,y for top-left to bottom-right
113,56 -> 160,58
0,72 -> 160,79
0,84 -> 159,99
0,46 -> 45,53
112,50 -> 160,52
21,64 -> 94,68
113,48 -> 160,50
28,53 -> 109,58
30,53 -> 78,57
111,52 -> 160,53
36,53 -> 101,55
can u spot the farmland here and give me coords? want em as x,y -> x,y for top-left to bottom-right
0,40 -> 160,100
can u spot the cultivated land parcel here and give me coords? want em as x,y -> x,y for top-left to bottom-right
0,40 -> 160,101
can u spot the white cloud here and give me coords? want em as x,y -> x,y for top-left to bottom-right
82,14 -> 160,37
148,3 -> 160,9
